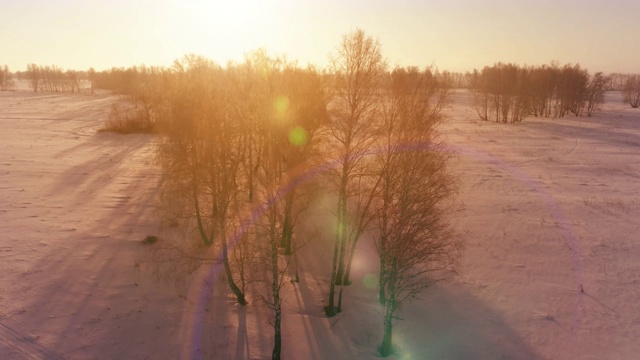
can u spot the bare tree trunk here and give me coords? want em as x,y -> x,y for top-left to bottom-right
272,311 -> 281,360
325,194 -> 343,317
380,313 -> 393,357
248,139 -> 255,202
334,173 -> 348,286
336,286 -> 344,313
280,191 -> 294,254
342,174 -> 382,286
341,231 -> 360,286
379,247 -> 386,306
221,221 -> 247,305
271,226 -> 282,360
293,237 -> 299,282
192,174 -> 212,246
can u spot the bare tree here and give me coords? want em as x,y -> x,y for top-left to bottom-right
270,64 -> 328,256
87,67 -> 96,93
467,69 -> 490,120
528,65 -> 559,117
222,51 -> 327,358
557,64 -> 589,116
607,73 -> 633,91
255,115 -> 288,360
324,28 -> 387,316
623,74 -> 640,108
157,55 -> 247,305
26,63 -> 40,92
373,67 -> 460,357
65,70 -> 80,93
0,65 -> 15,91
469,63 -> 529,123
585,72 -> 610,116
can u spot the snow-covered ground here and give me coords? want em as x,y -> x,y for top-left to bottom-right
1,88 -> 638,359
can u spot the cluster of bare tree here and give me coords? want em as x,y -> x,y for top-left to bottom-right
148,31 -> 457,358
623,74 -> 640,108
443,71 -> 468,88
468,63 -> 610,122
24,64 -> 82,93
0,65 -> 15,91
105,30 -> 458,358
151,52 -> 328,359
91,66 -> 171,133
322,31 -> 459,358
609,72 -> 640,108
607,73 -> 633,91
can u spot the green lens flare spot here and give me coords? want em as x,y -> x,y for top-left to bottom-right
363,273 -> 378,289
288,126 -> 308,146
274,95 -> 290,115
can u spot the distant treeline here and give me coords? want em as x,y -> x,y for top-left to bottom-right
467,63 -> 611,122
5,61 -> 640,115
19,64 -> 84,93
0,65 -> 15,90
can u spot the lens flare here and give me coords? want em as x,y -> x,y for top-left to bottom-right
273,95 -> 290,122
289,126 -> 308,146
363,273 -> 378,289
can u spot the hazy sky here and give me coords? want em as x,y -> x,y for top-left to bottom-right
2,0 -> 639,73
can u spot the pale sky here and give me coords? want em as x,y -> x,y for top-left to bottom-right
1,0 -> 639,73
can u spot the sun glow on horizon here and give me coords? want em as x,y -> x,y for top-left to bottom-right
2,0 -> 639,73
162,0 -> 304,67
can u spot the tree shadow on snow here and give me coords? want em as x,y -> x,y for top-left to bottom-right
392,282 -> 550,360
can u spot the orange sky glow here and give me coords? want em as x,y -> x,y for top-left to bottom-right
2,0 -> 639,73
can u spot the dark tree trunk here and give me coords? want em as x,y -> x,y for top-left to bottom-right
293,238 -> 300,283
272,313 -> 281,360
280,192 -> 294,254
324,232 -> 339,316
380,315 -> 393,357
334,185 -> 348,286
221,222 -> 247,306
271,211 -> 282,360
341,230 -> 362,286
325,196 -> 342,317
192,174 -> 212,246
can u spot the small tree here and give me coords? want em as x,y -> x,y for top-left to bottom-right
467,69 -> 490,120
0,65 -> 15,91
240,52 -> 327,360
157,55 -> 247,305
374,67 -> 460,357
585,72 -> 610,116
623,74 -> 640,108
66,70 -> 80,93
87,67 -> 96,93
325,28 -> 387,316
26,63 -> 40,92
469,63 -> 529,123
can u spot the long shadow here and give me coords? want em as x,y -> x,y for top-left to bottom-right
522,115 -> 640,150
48,132 -> 157,201
289,262 -> 550,359
283,210 -> 550,360
234,308 -> 250,360
396,282 -> 550,360
6,126 -> 165,358
291,268 -> 352,360
0,91 -> 174,359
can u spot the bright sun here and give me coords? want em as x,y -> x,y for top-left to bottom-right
168,0 -> 280,64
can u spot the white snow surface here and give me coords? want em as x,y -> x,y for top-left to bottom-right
1,88 -> 639,359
